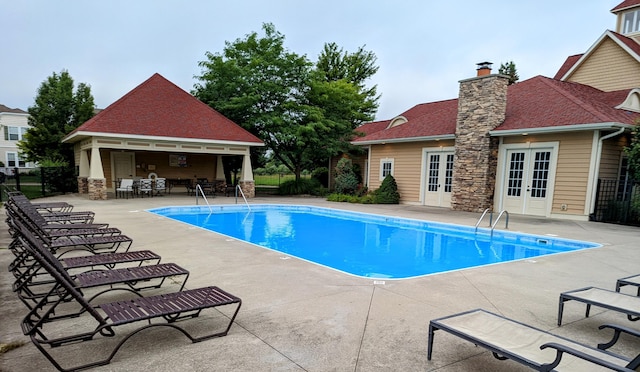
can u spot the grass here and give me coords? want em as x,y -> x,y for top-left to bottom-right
254,174 -> 309,186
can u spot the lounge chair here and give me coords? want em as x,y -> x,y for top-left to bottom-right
12,232 -> 189,311
19,228 -> 241,372
115,178 -> 134,199
616,274 -> 640,296
154,177 -> 167,195
428,309 -> 640,371
558,287 -> 640,326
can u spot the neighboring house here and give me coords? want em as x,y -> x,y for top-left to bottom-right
350,1 -> 640,221
0,104 -> 35,175
62,73 -> 264,200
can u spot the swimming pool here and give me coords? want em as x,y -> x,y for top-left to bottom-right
149,205 -> 600,279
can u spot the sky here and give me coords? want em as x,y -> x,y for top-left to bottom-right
1,0 -> 624,121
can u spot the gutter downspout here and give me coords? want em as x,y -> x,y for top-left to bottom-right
588,126 -> 626,216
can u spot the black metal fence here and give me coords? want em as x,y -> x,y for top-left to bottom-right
592,178 -> 640,225
0,167 -> 77,201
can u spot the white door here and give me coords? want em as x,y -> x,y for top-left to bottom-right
112,152 -> 135,181
423,151 -> 454,207
502,148 -> 553,216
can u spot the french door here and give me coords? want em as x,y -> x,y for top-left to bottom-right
502,148 -> 555,216
423,150 -> 454,207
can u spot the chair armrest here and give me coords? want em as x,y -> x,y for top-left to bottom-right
597,323 -> 640,350
540,342 -> 633,372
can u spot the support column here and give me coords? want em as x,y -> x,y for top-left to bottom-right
239,154 -> 255,197
215,156 -> 225,181
77,149 -> 90,194
88,147 -> 107,200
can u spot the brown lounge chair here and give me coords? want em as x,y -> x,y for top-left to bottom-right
428,309 -> 640,371
19,227 -> 242,372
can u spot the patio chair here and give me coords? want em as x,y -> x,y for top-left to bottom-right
154,177 -> 167,195
558,287 -> 640,326
19,230 -> 242,372
428,309 -> 640,371
138,178 -> 153,197
115,179 -> 134,199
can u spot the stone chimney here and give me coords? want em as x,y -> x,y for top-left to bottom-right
451,62 -> 509,213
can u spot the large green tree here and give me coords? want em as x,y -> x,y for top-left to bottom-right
19,70 -> 95,166
498,61 -> 519,85
193,23 -> 379,180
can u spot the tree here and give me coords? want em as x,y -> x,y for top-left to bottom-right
19,70 -> 95,166
498,61 -> 519,85
193,23 -> 379,181
625,120 -> 640,180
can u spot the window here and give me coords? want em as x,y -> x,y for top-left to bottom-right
623,9 -> 640,34
4,126 -> 28,141
6,152 -> 27,168
380,158 -> 394,180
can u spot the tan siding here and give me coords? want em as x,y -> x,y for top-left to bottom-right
101,149 -> 113,186
566,38 -> 640,91
599,135 -> 628,180
369,140 -> 454,203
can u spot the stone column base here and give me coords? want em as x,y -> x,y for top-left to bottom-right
239,181 -> 255,198
77,177 -> 89,194
88,178 -> 107,200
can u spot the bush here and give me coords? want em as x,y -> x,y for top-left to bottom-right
334,158 -> 358,195
373,174 -> 400,204
311,167 -> 329,187
278,178 -> 322,195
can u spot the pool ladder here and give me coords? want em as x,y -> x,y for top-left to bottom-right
475,208 -> 509,237
195,184 -> 213,213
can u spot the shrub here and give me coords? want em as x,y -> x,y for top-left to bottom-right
278,178 -> 321,195
373,174 -> 400,204
334,158 -> 358,195
311,167 -> 329,187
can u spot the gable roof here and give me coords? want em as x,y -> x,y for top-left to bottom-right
64,73 -> 263,145
0,104 -> 27,114
612,0 -> 640,13
353,76 -> 640,145
556,30 -> 640,81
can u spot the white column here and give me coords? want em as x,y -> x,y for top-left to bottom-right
241,153 -> 254,181
79,149 -> 90,177
216,156 -> 225,180
89,147 -> 105,178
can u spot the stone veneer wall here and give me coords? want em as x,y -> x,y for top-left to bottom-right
77,177 -> 89,194
239,181 -> 255,198
451,74 -> 508,212
87,178 -> 108,200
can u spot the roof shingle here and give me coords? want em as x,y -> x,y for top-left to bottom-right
68,73 -> 263,144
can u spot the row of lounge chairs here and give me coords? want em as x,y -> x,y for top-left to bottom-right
428,274 -> 640,370
4,192 -> 242,371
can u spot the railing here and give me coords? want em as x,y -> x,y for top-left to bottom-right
234,184 -> 251,212
195,184 -> 212,213
490,210 -> 509,237
475,208 -> 509,236
474,208 -> 491,234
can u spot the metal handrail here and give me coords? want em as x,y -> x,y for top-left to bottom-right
474,208 -> 491,234
490,210 -> 509,237
195,184 -> 212,213
234,184 -> 251,211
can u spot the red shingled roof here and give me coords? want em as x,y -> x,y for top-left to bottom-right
612,0 -> 640,12
553,54 -> 583,79
354,76 -> 639,143
67,73 -> 263,144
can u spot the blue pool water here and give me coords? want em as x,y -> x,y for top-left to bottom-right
149,205 -> 600,279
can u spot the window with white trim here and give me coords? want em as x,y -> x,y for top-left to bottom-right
7,152 -> 27,168
623,9 -> 640,34
380,158 -> 394,180
4,126 -> 28,141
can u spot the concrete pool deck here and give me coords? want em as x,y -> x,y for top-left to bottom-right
1,193 -> 640,371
